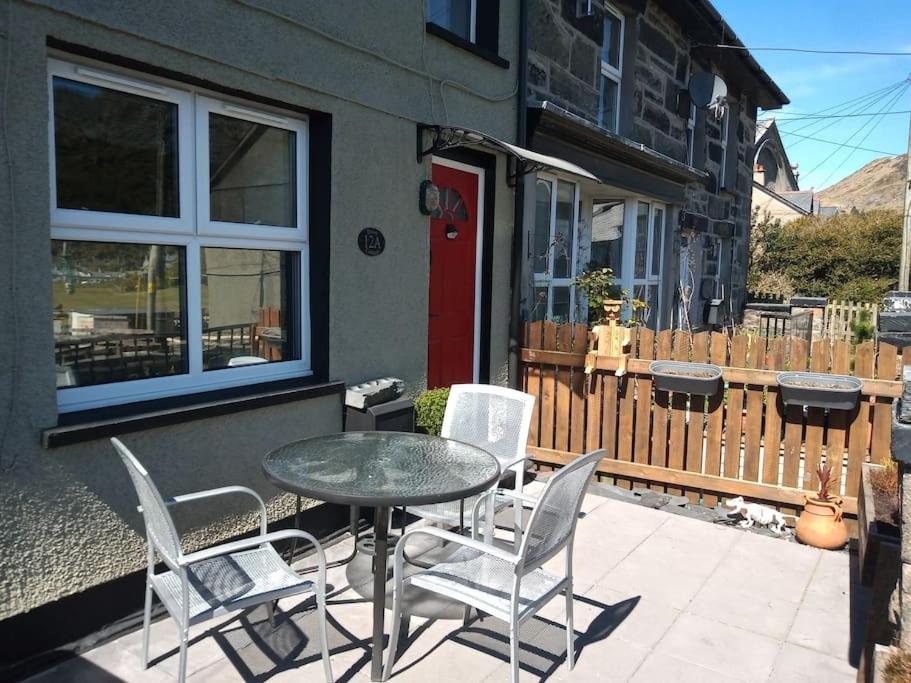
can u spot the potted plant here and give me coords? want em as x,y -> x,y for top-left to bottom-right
796,463 -> 848,549
575,267 -> 646,325
649,360 -> 723,395
414,386 -> 449,436
777,371 -> 862,411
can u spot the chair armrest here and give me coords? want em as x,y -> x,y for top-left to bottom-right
160,486 -> 268,535
179,529 -> 324,568
500,454 -> 529,471
470,488 -> 538,542
396,526 -> 520,566
492,488 -> 538,506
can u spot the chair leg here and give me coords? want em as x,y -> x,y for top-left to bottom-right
382,577 -> 405,681
508,622 -> 520,683
317,590 -> 334,683
141,581 -> 153,668
177,625 -> 189,683
565,582 -> 575,671
267,600 -> 277,630
462,605 -> 473,627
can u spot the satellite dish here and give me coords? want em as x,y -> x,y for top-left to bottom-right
688,72 -> 728,109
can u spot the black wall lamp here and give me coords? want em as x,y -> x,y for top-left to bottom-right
419,180 -> 440,215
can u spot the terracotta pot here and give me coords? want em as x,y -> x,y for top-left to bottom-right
796,495 -> 848,550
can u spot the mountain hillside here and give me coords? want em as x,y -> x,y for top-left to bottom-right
816,153 -> 906,212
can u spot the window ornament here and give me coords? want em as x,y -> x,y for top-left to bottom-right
431,187 -> 468,222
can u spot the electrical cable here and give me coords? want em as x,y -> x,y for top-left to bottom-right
770,109 -> 911,121
805,82 -> 910,183
775,130 -> 900,156
776,81 -> 906,152
693,43 -> 911,56
816,83 -> 910,188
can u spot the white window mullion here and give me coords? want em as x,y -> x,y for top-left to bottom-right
185,241 -> 204,377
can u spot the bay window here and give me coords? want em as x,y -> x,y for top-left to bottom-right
531,176 -> 579,324
598,3 -> 623,132
49,59 -> 310,412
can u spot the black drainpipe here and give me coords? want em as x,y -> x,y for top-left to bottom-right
507,0 -> 529,389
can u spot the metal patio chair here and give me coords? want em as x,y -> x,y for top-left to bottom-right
112,438 -> 333,683
407,384 -> 535,542
383,450 -> 604,683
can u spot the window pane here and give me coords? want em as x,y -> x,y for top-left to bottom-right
602,10 -> 622,69
553,181 -> 575,278
635,202 -> 649,278
533,180 -> 552,275
651,207 -> 664,277
591,200 -> 624,274
209,114 -> 296,227
633,284 -> 657,328
53,77 -> 179,217
52,241 -> 187,388
427,0 -> 471,40
551,286 -> 572,324
599,75 -> 619,132
201,248 -> 297,370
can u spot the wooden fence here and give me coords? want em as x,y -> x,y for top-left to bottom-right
522,322 -> 904,517
825,299 -> 879,342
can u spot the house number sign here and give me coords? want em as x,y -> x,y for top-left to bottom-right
357,227 -> 385,256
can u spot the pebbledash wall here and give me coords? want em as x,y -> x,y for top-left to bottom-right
526,0 -> 764,323
0,0 -> 518,633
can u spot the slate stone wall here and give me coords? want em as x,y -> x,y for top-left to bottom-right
528,0 -> 761,321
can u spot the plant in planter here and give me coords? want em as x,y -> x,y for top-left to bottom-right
649,360 -> 723,395
414,387 -> 449,436
883,648 -> 911,683
796,463 -> 848,550
777,371 -> 863,411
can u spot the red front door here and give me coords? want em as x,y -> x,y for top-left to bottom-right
427,162 -> 480,389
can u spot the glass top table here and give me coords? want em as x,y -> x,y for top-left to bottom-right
262,431 -> 500,681
262,431 -> 501,507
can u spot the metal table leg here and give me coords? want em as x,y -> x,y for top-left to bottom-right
371,505 -> 390,682
288,499 -> 361,571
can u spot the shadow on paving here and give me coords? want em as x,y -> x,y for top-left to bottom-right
391,594 -> 639,681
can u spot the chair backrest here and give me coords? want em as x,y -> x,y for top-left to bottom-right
112,437 -> 182,567
519,450 -> 603,570
441,384 -> 535,468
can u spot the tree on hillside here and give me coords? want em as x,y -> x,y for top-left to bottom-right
748,208 -> 901,304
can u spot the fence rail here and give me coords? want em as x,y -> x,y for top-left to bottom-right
522,322 -> 904,517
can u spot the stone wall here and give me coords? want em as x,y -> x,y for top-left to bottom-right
528,0 -> 761,319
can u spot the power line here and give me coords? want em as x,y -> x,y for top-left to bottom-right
777,130 -> 900,156
806,83 -> 909,181
817,83 -> 910,187
693,43 -> 911,56
772,109 -> 911,121
772,80 -> 905,133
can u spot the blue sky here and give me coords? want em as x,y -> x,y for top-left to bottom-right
712,0 -> 911,191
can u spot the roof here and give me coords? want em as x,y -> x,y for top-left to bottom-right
754,118 -> 800,190
752,181 -> 811,216
657,0 -> 789,110
779,190 -> 814,213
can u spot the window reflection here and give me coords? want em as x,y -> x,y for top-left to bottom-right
52,241 -> 187,388
209,114 -> 296,227
553,181 -> 575,278
53,77 -> 179,217
201,248 -> 297,370
591,200 -> 624,272
634,202 -> 650,279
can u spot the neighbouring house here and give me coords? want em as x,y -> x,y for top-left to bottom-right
752,117 -> 837,222
0,0 -> 566,672
522,0 -> 788,331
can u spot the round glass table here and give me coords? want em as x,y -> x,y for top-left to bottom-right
262,431 -> 500,681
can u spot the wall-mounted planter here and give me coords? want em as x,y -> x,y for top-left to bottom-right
649,361 -> 723,395
776,372 -> 862,410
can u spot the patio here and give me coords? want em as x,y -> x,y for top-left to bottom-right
27,482 -> 865,683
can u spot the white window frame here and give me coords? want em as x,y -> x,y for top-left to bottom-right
532,174 -> 580,324
598,2 -> 624,132
48,59 -> 196,234
49,59 -> 311,413
613,198 -> 665,329
685,102 -> 697,166
719,108 -> 730,185
427,0 -> 478,43
196,96 -> 308,242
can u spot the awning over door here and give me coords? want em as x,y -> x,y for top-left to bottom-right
417,124 -> 600,184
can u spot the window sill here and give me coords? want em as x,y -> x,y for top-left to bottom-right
425,23 -> 510,69
43,377 -> 344,448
